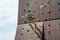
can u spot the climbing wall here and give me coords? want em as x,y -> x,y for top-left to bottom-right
15,0 -> 60,40
15,22 -> 43,40
15,19 -> 60,40
18,0 -> 60,24
44,19 -> 60,40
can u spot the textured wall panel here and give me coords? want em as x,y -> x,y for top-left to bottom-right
18,0 -> 60,24
15,19 -> 60,40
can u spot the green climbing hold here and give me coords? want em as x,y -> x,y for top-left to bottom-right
26,12 -> 34,21
27,30 -> 30,32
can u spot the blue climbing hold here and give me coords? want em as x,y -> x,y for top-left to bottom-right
58,2 -> 60,5
23,18 -> 27,23
27,30 -> 30,32
58,8 -> 60,11
24,20 -> 27,23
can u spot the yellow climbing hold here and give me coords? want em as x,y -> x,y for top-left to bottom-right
39,4 -> 45,9
40,24 -> 43,27
32,16 -> 35,18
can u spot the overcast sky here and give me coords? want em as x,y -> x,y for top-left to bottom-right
0,0 -> 18,40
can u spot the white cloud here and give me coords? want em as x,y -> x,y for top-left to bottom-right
0,0 -> 18,27
0,16 -> 17,27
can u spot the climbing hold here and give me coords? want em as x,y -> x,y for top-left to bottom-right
47,2 -> 50,4
47,30 -> 51,33
26,12 -> 34,21
44,5 -> 46,8
43,17 -> 47,21
26,3 -> 30,6
37,18 -> 40,21
27,30 -> 30,32
22,28 -> 24,29
32,16 -> 35,19
34,2 -> 37,4
40,24 -> 43,27
39,4 -> 45,9
23,18 -> 27,23
48,10 -> 51,13
40,12 -> 43,14
21,33 -> 24,35
58,22 -> 60,25
58,8 -> 60,11
21,16 -> 25,18
57,2 -> 60,5
28,10 -> 31,12
48,24 -> 51,26
59,23 -> 60,25
24,9 -> 26,12
24,20 -> 27,23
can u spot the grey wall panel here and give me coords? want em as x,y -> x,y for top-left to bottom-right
18,0 -> 60,24
15,19 -> 60,40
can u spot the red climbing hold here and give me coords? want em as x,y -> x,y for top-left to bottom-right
44,17 -> 47,21
47,30 -> 51,33
48,10 -> 51,13
48,24 -> 51,26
